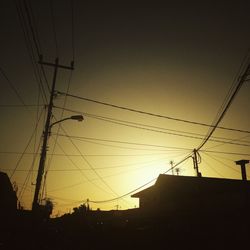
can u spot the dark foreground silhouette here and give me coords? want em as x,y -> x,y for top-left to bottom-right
1,172 -> 250,249
1,207 -> 249,250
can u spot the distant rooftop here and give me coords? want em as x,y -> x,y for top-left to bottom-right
132,174 -> 250,198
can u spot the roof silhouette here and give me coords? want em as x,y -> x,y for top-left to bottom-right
132,174 -> 250,216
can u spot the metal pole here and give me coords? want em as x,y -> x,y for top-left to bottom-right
32,58 -> 59,212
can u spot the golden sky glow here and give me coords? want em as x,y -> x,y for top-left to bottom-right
0,1 -> 250,216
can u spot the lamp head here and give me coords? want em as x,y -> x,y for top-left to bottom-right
70,115 -> 84,122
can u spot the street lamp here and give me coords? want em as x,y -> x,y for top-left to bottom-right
32,114 -> 84,213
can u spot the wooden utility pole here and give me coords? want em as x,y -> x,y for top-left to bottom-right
193,149 -> 202,177
32,57 -> 74,213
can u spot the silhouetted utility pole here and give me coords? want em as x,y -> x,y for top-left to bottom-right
32,57 -> 74,213
235,160 -> 249,181
193,149 -> 202,177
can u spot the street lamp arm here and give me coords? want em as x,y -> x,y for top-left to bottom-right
49,117 -> 71,128
49,115 -> 84,129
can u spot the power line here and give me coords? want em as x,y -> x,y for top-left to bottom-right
18,136 -> 42,202
58,125 -> 133,206
48,137 -> 149,194
56,137 -> 186,152
197,59 -> 250,150
204,134 -> 250,150
41,0 -> 76,182
54,106 -> 250,150
0,104 -> 43,107
44,0 -> 76,172
70,0 -> 75,61
57,125 -> 125,196
200,149 -> 250,157
10,107 -> 45,180
55,131 -> 198,152
202,152 -> 240,175
79,116 -> 250,147
54,106 -> 206,136
0,151 -> 171,157
48,180 -> 84,193
54,133 -> 193,151
55,106 -> 250,145
49,0 -> 59,57
56,91 -> 250,134
43,0 -> 76,197
23,0 -> 41,60
89,153 -> 192,204
199,152 -> 225,178
21,0 -> 50,93
45,71 -> 74,179
15,0 -> 48,104
31,56 -> 76,211
28,1 -> 51,93
2,155 -> 169,172
207,49 -> 250,134
0,67 -> 27,107
46,153 -> 190,194
55,132 -> 250,149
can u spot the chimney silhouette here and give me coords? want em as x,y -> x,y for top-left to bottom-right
235,160 -> 249,181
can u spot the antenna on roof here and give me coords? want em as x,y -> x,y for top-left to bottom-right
169,160 -> 174,175
175,168 -> 180,176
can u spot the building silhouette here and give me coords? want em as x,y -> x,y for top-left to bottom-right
0,171 -> 17,215
131,174 -> 250,243
132,174 -> 250,216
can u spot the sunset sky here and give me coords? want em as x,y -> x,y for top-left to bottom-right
1,0 -> 250,216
